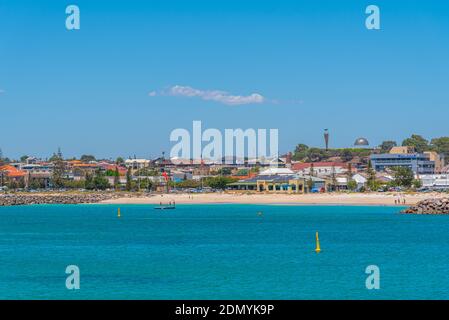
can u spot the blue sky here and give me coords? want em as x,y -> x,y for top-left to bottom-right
0,0 -> 448,159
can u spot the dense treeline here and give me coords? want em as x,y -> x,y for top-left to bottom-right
293,144 -> 372,162
172,176 -> 238,190
292,135 -> 449,162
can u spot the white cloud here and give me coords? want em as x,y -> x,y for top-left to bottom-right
150,85 -> 266,106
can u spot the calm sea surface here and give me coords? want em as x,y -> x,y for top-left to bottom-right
1,204 -> 449,299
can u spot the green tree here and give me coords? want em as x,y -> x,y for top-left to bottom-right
116,157 -> 124,165
48,154 -> 58,162
330,166 -> 337,191
80,154 -> 96,162
217,168 -> 232,176
84,173 -> 95,190
402,134 -> 429,153
412,179 -> 423,189
379,141 -> 397,153
29,178 -> 44,190
93,170 -> 110,190
346,163 -> 353,179
51,156 -> 66,189
293,144 -> 309,161
114,167 -> 120,190
347,179 -> 357,191
306,148 -> 326,162
235,169 -> 249,176
134,167 -> 159,176
295,144 -> 309,153
341,149 -> 353,162
145,178 -> 153,191
8,180 -> 18,191
366,160 -> 377,190
250,166 -> 260,174
430,137 -> 449,158
174,179 -> 201,189
291,144 -> 374,163
62,179 -> 85,189
204,176 -> 238,189
125,167 -> 132,191
20,155 -> 29,163
84,170 -> 109,190
49,148 -> 63,162
391,166 -> 414,188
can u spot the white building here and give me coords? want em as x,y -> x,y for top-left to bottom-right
334,174 -> 367,191
259,168 -> 294,176
292,162 -> 348,177
420,174 -> 449,189
124,159 -> 150,170
352,173 -> 367,190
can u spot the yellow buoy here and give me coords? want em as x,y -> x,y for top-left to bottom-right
117,208 -> 121,218
315,231 -> 321,253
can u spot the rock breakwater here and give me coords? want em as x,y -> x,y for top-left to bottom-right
402,198 -> 449,214
0,192 -> 148,206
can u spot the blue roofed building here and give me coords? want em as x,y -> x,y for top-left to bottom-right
370,153 -> 435,175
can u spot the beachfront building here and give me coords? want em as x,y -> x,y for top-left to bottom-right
20,163 -> 53,188
227,174 -> 328,193
227,175 -> 303,193
70,162 -> 100,181
352,173 -> 367,189
424,151 -> 445,173
387,147 -> 444,173
0,165 -> 26,187
256,175 -> 305,193
226,178 -> 257,191
291,162 -> 348,177
370,153 -> 435,174
419,174 -> 449,190
331,173 -> 371,191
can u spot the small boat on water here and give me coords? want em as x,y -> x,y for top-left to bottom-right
155,205 -> 175,210
155,201 -> 176,210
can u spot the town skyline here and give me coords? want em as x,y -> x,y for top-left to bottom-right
1,0 -> 449,158
1,132 -> 448,162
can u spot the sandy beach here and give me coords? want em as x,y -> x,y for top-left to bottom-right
100,192 -> 445,206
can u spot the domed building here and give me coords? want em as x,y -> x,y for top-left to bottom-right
354,137 -> 369,147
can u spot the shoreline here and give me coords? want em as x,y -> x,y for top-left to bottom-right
103,202 -> 406,207
1,191 -> 446,207
99,192 -> 443,206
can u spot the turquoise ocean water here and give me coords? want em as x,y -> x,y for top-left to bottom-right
1,204 -> 449,300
